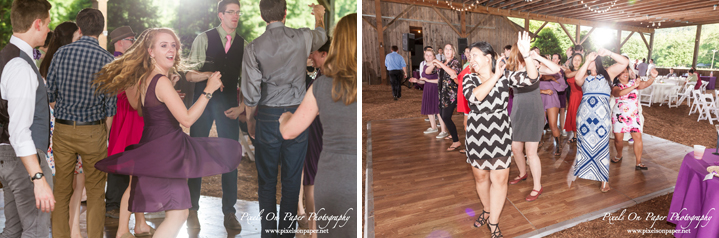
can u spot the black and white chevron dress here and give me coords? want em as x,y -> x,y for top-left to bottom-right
462,70 -> 539,170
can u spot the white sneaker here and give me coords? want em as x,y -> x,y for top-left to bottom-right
436,131 -> 449,139
424,128 -> 438,134
561,130 -> 567,137
425,118 -> 430,122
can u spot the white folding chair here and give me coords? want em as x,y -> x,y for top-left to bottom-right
639,86 -> 653,107
674,84 -> 693,107
700,82 -> 708,94
698,93 -> 719,124
689,90 -> 704,115
662,86 -> 682,107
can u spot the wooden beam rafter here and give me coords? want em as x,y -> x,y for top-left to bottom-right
559,23 -> 577,45
362,16 -> 377,30
534,21 -> 548,36
432,6 -> 462,36
578,27 -> 595,45
382,5 -> 416,31
379,0 -> 654,33
620,31 -> 635,48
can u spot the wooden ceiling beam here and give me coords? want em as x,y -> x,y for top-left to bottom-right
514,0 -> 581,12
598,4 -> 719,23
432,6 -> 462,36
534,21 -> 548,35
544,0 -> 659,16
620,31 -> 635,48
380,0 -> 655,33
382,5 -> 416,31
569,0 -> 713,20
559,23 -> 577,45
496,0 -> 524,9
578,27 -> 595,45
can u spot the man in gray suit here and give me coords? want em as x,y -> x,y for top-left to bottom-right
241,0 -> 327,237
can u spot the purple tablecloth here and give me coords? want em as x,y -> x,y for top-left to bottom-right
667,149 -> 719,237
700,76 -> 716,90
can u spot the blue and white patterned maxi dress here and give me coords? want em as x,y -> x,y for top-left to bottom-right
573,74 -> 611,182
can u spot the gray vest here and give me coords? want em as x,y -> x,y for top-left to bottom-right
0,43 -> 51,154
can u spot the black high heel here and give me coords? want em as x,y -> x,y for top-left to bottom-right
473,210 -> 490,228
487,221 -> 503,238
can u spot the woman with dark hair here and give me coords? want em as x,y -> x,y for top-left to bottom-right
689,68 -> 701,90
463,32 -> 539,237
562,53 -> 584,143
569,49 -> 628,192
39,21 -> 80,78
434,43 -> 462,151
611,66 -> 657,170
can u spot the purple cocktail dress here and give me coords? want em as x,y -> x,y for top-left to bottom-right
95,74 -> 242,212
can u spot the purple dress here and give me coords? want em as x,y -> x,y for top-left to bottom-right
539,77 -> 567,110
420,63 -> 440,115
304,75 -> 323,186
95,74 -> 242,213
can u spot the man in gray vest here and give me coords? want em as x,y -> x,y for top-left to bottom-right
637,58 -> 648,77
242,0 -> 327,236
0,0 -> 55,237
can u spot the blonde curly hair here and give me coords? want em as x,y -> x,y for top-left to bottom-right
93,28 -> 189,97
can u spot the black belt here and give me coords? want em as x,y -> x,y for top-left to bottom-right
259,105 -> 299,109
55,119 -> 104,126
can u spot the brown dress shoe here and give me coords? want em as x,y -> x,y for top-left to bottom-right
224,213 -> 242,231
187,210 -> 200,229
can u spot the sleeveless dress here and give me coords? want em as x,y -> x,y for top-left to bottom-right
303,75 -> 323,186
612,78 -> 641,133
463,70 -> 539,170
420,63 -> 440,115
573,74 -> 611,182
95,74 -> 242,212
511,80 -> 543,142
311,76 -> 357,237
564,76 -> 583,132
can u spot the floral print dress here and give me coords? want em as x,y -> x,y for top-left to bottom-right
438,57 -> 461,109
612,78 -> 641,133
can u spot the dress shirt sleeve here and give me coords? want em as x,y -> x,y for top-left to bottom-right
0,58 -> 39,157
302,27 -> 328,56
241,43 -> 262,107
188,33 -> 209,71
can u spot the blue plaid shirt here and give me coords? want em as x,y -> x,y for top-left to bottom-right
47,36 -> 116,122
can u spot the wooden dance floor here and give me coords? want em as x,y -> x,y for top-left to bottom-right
366,115 -> 691,237
0,193 -> 280,238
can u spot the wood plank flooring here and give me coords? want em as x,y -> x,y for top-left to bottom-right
369,115 -> 690,237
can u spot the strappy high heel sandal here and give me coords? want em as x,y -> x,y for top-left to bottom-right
487,221 -> 503,238
473,210 -> 489,228
554,137 -> 562,156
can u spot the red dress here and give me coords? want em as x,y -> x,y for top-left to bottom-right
457,66 -> 471,114
108,91 -> 145,156
564,76 -> 583,132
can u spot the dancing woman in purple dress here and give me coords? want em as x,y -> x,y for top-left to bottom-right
93,28 -> 242,237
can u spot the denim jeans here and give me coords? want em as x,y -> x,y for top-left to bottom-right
255,106 -> 308,237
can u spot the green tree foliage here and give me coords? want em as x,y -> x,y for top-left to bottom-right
107,0 -> 161,52
531,29 -> 563,59
1,0 -> 92,49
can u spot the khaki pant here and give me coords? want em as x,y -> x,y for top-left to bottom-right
51,123 -> 107,238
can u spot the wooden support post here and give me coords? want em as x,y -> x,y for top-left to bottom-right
639,33 -> 649,49
376,0 -> 387,84
648,32 -> 655,63
575,24 -> 580,46
524,18 -> 529,31
692,25 -> 702,68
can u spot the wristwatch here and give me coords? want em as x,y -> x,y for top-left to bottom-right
202,92 -> 212,100
30,172 -> 44,182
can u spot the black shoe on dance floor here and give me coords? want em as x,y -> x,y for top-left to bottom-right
224,213 -> 242,231
105,209 -> 119,219
635,164 -> 648,170
473,210 -> 490,228
487,222 -> 503,238
393,96 -> 398,101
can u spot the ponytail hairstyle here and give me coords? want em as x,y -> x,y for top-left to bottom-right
595,56 -> 612,85
468,41 -> 497,74
505,42 -> 524,72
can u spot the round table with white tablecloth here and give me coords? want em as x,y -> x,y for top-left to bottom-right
649,81 -> 683,103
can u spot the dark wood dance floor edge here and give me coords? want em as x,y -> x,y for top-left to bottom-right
364,121 -> 375,238
365,115 -> 691,238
